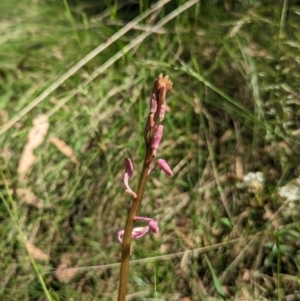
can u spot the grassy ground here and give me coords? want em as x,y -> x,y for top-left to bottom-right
1,0 -> 300,300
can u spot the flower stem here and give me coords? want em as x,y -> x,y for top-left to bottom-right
117,148 -> 152,301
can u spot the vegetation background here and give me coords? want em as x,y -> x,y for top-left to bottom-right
1,0 -> 300,300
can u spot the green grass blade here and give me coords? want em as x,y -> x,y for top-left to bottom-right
204,255 -> 226,300
0,170 -> 55,301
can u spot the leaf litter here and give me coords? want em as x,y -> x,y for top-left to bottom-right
49,136 -> 79,165
17,114 -> 49,181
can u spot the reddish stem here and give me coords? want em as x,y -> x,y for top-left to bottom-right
117,148 -> 152,301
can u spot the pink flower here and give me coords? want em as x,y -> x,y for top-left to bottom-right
124,158 -> 137,198
117,216 -> 159,244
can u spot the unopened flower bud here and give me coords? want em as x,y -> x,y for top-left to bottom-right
148,220 -> 159,233
157,158 -> 173,176
158,85 -> 166,105
159,104 -> 166,122
151,125 -> 163,156
150,93 -> 157,114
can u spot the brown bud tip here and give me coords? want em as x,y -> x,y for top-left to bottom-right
153,74 -> 173,94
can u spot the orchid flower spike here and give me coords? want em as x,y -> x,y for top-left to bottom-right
117,216 -> 159,244
123,158 -> 137,198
